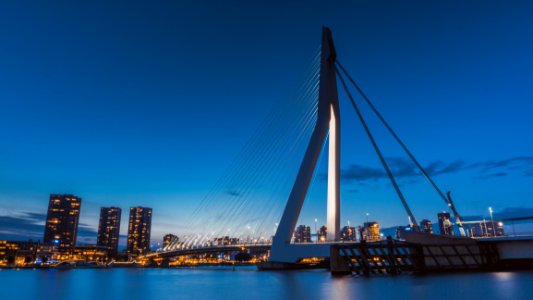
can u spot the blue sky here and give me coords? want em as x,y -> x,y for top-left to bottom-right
0,1 -> 532,245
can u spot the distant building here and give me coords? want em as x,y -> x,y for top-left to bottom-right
395,225 -> 415,240
317,226 -> 327,243
294,225 -> 311,243
361,222 -> 380,242
72,245 -> 110,262
470,221 -> 504,237
97,207 -> 122,256
420,219 -> 433,234
163,234 -> 179,248
127,207 -> 152,256
0,240 -> 40,266
438,212 -> 454,236
36,244 -> 56,264
341,226 -> 356,242
213,236 -> 239,246
43,194 -> 82,252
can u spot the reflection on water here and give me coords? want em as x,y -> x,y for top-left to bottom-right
1,267 -> 533,300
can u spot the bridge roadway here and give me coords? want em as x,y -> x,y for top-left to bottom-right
142,244 -> 271,259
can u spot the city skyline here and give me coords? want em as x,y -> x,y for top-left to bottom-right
1,1 -> 533,243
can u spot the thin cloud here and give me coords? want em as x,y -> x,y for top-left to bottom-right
469,156 -> 533,174
226,189 -> 242,197
0,211 -> 97,242
462,207 -> 533,221
331,156 -> 533,183
472,172 -> 508,180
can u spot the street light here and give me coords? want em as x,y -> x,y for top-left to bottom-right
365,213 -> 369,223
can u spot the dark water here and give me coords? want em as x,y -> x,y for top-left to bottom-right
1,267 -> 532,300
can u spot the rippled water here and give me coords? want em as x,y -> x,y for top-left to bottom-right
1,267 -> 532,299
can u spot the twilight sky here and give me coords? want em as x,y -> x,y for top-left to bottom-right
1,1 -> 532,245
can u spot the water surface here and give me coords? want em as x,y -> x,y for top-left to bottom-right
1,267 -> 532,300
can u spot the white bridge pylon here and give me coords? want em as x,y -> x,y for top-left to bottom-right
270,27 -> 341,263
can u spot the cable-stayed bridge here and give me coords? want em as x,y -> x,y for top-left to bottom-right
145,28 -> 533,269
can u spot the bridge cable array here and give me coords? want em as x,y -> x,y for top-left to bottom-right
336,67 -> 420,230
335,60 -> 465,234
167,48 -> 323,250
164,49 -> 470,253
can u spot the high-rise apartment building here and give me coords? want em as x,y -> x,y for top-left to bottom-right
97,207 -> 122,256
43,194 -> 82,252
127,207 -> 152,256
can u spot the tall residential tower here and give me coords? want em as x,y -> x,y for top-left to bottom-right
43,194 -> 82,252
127,207 -> 152,256
97,207 -> 122,256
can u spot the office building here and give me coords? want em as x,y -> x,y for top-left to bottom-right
0,240 -> 40,266
97,207 -> 122,256
43,194 -> 82,252
361,222 -> 380,242
72,245 -> 110,262
420,219 -> 433,234
294,225 -> 311,243
127,207 -> 152,256
438,212 -> 454,236
317,225 -> 327,243
213,236 -> 239,246
163,234 -> 179,248
471,221 -> 504,237
341,226 -> 356,241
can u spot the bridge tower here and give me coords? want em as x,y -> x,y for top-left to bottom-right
269,27 -> 340,263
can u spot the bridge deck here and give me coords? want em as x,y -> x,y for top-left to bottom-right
143,244 -> 271,259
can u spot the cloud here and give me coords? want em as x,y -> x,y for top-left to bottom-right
226,189 -> 242,197
469,156 -> 533,174
337,158 -> 467,182
460,207 -> 533,222
472,172 -> 508,180
333,156 -> 533,183
493,207 -> 533,220
0,213 -> 45,241
0,210 -> 97,243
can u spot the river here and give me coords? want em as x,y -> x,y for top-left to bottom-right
1,267 -> 532,299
